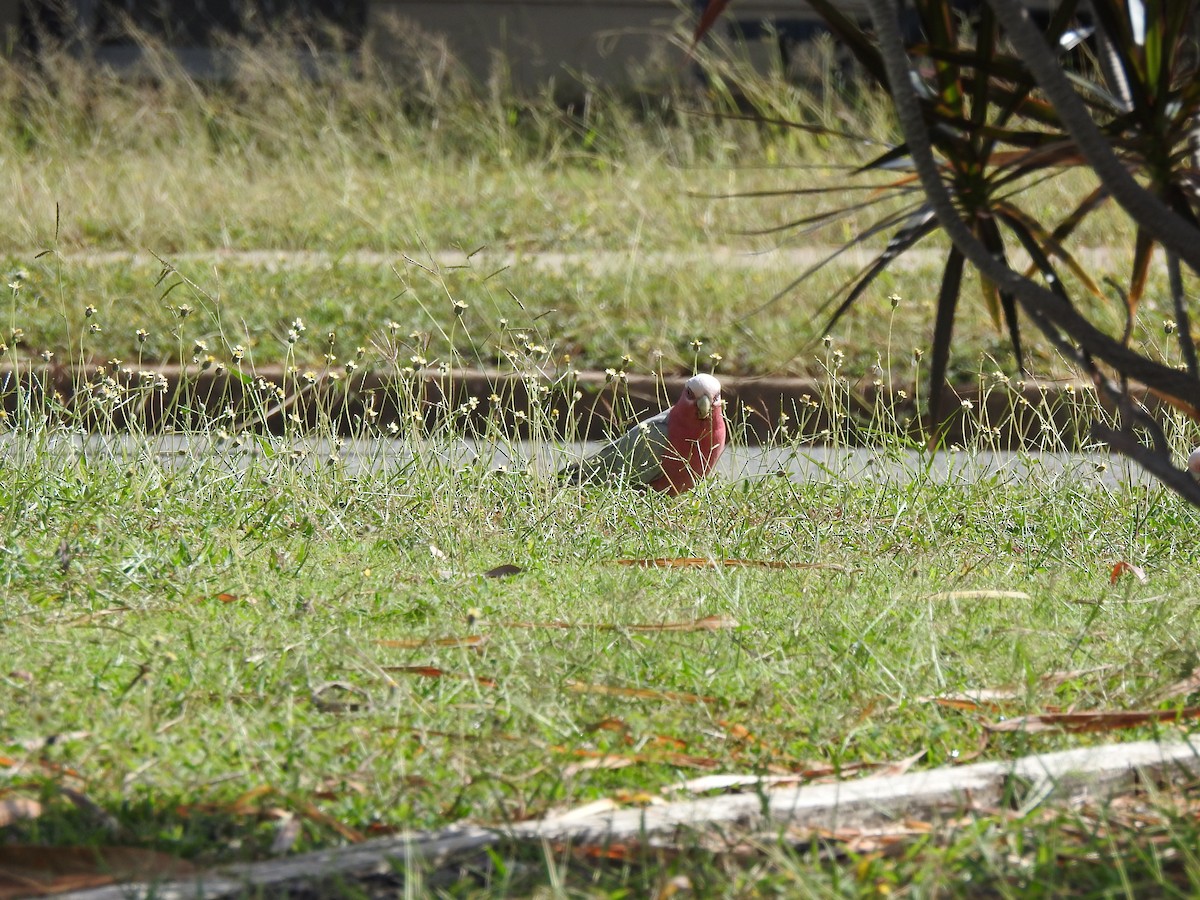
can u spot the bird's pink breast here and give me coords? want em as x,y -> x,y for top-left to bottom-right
650,408 -> 727,495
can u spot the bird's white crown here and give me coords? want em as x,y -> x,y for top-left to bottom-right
685,373 -> 721,399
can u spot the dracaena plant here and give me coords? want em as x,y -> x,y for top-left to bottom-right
695,0 -> 1200,506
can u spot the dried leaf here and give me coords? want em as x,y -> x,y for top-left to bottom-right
548,798 -> 622,821
584,717 -> 630,735
195,592 -> 247,604
562,755 -> 640,777
922,667 -> 1117,712
65,607 -> 132,625
229,784 -> 276,815
649,735 -> 689,751
59,787 -> 119,833
269,814 -> 302,856
382,666 -> 496,688
482,564 -> 523,578
556,747 -> 719,776
557,840 -> 642,862
950,730 -> 992,764
310,681 -> 371,713
923,691 -> 1019,712
297,803 -> 366,843
0,755 -> 84,781
987,706 -> 1200,733
564,680 -> 719,705
618,557 -> 850,572
611,790 -> 664,806
0,797 -> 42,827
1110,561 -> 1148,585
1150,666 -> 1200,703
629,615 -> 738,632
13,730 -> 92,751
375,635 -> 487,649
658,752 -> 722,769
720,722 -> 755,742
503,615 -> 737,632
0,846 -> 194,900
664,773 -> 807,795
876,749 -> 926,778
924,590 -> 1031,602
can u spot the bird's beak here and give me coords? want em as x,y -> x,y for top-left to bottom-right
695,394 -> 712,420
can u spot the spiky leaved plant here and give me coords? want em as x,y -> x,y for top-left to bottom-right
695,0 -> 1200,504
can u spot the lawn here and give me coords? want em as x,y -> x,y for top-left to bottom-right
3,31 -> 1200,898
4,419 -> 1200,894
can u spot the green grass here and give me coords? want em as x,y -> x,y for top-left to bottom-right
2,248 -> 1189,383
3,25 -> 1200,898
1,27 -> 1189,385
3,418 -> 1200,893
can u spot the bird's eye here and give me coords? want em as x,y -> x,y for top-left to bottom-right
686,388 -> 694,399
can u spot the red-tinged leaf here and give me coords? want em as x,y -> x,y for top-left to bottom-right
584,717 -> 630,734
564,680 -> 719,705
617,558 -> 850,572
0,797 -> 42,827
382,665 -> 496,688
1111,561 -> 1148,585
1127,228 -> 1156,321
690,0 -> 731,51
660,752 -> 722,770
375,634 -> 487,649
986,706 -> 1200,734
196,592 -> 245,604
648,735 -> 689,751
364,822 -> 402,836
719,721 -> 755,743
0,846 -> 194,900
559,840 -> 642,862
482,564 -> 523,578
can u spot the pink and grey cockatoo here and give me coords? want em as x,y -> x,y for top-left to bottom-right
562,373 -> 726,495
1189,447 -> 1200,479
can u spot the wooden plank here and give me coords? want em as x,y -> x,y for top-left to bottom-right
56,738 -> 1200,899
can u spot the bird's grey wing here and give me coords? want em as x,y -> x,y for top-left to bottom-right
561,410 -> 670,486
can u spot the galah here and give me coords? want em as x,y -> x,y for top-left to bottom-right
561,373 -> 726,495
1188,447 -> 1200,479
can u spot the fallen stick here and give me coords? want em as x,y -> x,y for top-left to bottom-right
55,737 -> 1200,899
